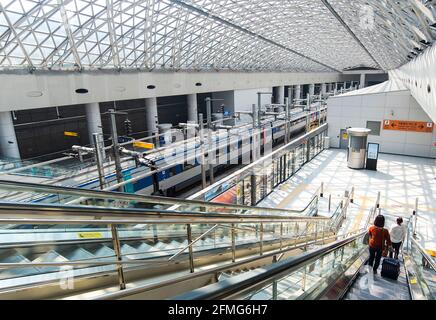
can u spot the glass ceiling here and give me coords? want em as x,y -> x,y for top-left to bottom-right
0,0 -> 435,72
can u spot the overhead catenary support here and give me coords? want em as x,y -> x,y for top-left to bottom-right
187,94 -> 198,123
0,111 -> 20,160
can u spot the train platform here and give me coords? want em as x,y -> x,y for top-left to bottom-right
257,149 -> 436,253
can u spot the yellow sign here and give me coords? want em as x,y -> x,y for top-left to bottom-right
410,277 -> 417,285
426,249 -> 436,257
77,232 -> 103,239
342,133 -> 349,140
133,141 -> 154,149
64,131 -> 79,137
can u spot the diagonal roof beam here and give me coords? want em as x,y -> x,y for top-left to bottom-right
57,0 -> 82,70
320,0 -> 383,70
0,2 -> 34,69
168,0 -> 341,72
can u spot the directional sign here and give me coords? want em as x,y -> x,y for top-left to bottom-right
64,131 -> 79,137
133,141 -> 154,149
383,120 -> 434,133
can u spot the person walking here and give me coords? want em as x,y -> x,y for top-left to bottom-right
390,217 -> 406,260
367,215 -> 392,274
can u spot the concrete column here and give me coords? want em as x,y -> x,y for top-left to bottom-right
321,83 -> 327,95
187,94 -> 198,123
287,86 -> 293,105
145,97 -> 159,136
275,86 -> 285,104
360,73 -> 366,89
85,103 -> 103,146
0,111 -> 20,159
295,85 -> 302,101
309,84 -> 315,97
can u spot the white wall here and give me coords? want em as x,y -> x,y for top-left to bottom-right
327,90 -> 436,158
0,71 -> 344,111
233,88 -> 273,112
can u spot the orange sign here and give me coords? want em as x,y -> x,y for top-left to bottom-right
383,120 -> 434,133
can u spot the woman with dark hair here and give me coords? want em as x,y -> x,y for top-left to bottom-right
390,217 -> 406,259
367,215 -> 392,274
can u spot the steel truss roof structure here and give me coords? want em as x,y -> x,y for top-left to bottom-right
0,0 -> 435,73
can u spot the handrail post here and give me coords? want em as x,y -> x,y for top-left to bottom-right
187,224 -> 195,273
314,222 -> 318,244
376,192 -> 381,209
350,186 -> 354,203
272,280 -> 278,300
231,223 -> 236,263
259,223 -> 264,256
280,223 -> 283,251
110,224 -> 126,290
413,198 -> 418,238
301,265 -> 307,291
320,182 -> 324,198
328,194 -> 332,212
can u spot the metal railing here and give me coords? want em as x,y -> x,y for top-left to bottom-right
0,195 -> 337,294
173,229 -> 368,300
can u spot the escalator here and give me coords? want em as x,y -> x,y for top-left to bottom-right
174,217 -> 435,301
0,180 -> 349,300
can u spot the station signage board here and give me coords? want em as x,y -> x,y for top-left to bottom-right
383,120 -> 434,133
133,141 -> 154,149
64,131 -> 79,137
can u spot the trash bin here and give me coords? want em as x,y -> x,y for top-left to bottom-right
347,128 -> 371,169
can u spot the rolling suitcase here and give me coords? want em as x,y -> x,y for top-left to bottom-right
381,258 -> 400,280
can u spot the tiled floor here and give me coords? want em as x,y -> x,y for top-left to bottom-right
258,149 -> 436,252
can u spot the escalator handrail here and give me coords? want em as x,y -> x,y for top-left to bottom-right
0,179 -> 319,216
172,230 -> 366,300
0,200 -> 332,224
410,237 -> 436,271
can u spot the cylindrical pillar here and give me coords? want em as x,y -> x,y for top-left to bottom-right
287,86 -> 294,105
294,85 -> 302,101
360,74 -> 366,89
145,97 -> 158,137
187,94 -> 198,123
321,84 -> 327,95
85,103 -> 103,144
85,103 -> 105,158
309,84 -> 315,97
0,111 -> 20,159
275,86 -> 285,104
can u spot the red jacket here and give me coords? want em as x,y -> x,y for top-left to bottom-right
369,226 -> 391,249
